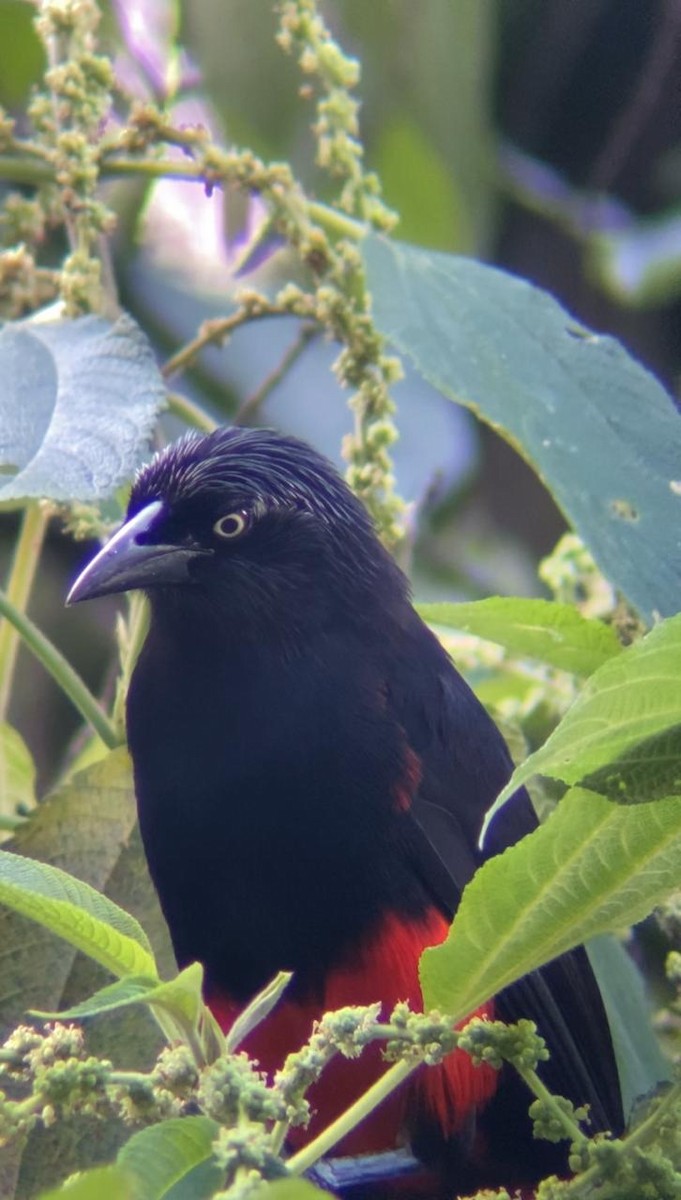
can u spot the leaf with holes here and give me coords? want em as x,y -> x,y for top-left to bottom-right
484,612 -> 681,833
363,234 -> 681,620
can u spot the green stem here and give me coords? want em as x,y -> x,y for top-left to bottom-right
113,592 -> 150,733
559,1079 -> 681,1200
0,155 -> 53,184
162,308 -> 282,382
0,504 -> 49,723
307,200 -> 365,240
269,1117 -> 289,1157
0,157 -> 367,241
517,1063 -> 588,1147
167,391 -> 219,433
286,1058 -> 418,1174
0,588 -> 119,749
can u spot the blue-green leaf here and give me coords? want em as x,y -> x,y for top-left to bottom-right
363,234 -> 681,621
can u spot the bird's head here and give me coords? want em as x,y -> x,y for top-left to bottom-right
67,427 -> 406,639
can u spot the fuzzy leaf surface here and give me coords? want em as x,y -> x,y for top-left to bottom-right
487,612 -> 681,829
418,597 -> 621,676
421,788 -> 681,1019
0,849 -> 156,978
0,314 -> 165,503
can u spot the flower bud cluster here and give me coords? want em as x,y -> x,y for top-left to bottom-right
385,1004 -> 458,1065
30,0 -> 117,313
529,1095 -> 589,1144
199,1053 -> 285,1126
457,1016 -> 549,1072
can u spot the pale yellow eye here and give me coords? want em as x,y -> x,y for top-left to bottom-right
213,511 -> 249,540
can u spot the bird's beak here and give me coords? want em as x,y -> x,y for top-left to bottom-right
66,500 -> 211,605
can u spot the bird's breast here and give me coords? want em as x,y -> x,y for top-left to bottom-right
127,624 -> 431,998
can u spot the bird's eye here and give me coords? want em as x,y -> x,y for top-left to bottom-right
213,511 -> 250,540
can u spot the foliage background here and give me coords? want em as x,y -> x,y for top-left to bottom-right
3,0 -> 680,794
0,2 -> 680,1197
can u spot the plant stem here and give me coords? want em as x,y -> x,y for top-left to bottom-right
162,308 -> 282,382
0,504 -> 49,723
234,323 -> 318,425
517,1063 -> 588,1146
0,588 -> 119,749
167,391 -> 219,433
286,1058 -> 418,1174
0,156 -> 367,242
307,200 -> 366,240
113,592 -> 149,733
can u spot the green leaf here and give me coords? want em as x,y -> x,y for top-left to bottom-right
487,612 -> 681,829
420,787 -> 681,1021
0,720 -> 36,830
38,1165 -> 135,1200
580,725 -> 681,803
0,849 -> 157,978
0,313 -> 166,503
417,598 -> 621,676
32,974 -> 164,1020
362,234 -> 681,621
227,970 -> 292,1051
118,1117 -> 222,1200
586,934 -> 671,1119
0,747 -> 170,1033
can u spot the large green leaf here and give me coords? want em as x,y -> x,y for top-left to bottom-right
418,597 -> 621,676
0,850 -> 156,978
117,1118 -> 222,1200
486,612 -> 681,831
0,313 -> 166,503
420,787 -> 681,1022
362,234 -> 681,621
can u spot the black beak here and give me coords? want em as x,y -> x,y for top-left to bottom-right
66,500 -> 212,605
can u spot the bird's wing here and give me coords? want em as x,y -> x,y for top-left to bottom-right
385,613 -> 623,1135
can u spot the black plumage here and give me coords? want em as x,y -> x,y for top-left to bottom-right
68,427 -> 623,1193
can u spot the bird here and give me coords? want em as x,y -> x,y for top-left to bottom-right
67,426 -> 623,1195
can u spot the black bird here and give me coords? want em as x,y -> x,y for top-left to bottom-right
68,427 -> 623,1194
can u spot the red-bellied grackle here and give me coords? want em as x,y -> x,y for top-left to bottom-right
68,427 -> 623,1194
